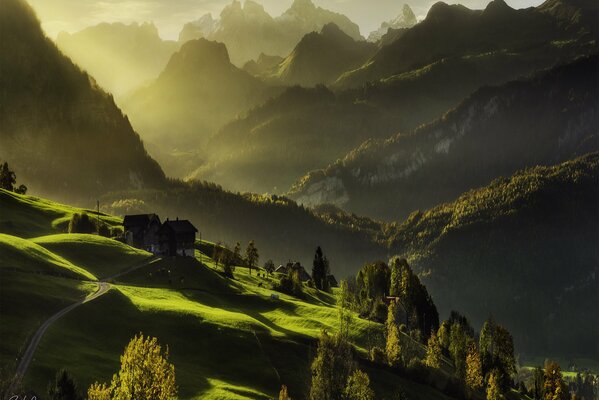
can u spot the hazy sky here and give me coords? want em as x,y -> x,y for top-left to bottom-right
29,0 -> 546,40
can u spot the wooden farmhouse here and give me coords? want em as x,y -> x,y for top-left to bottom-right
123,214 -> 197,257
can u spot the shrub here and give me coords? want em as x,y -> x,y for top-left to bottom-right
68,213 -> 95,234
370,347 -> 386,364
274,270 -> 303,297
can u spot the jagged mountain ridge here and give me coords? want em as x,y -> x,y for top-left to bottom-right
336,0 -> 599,88
367,4 -> 417,42
290,55 -> 599,220
179,0 -> 363,66
0,0 -> 166,202
274,23 -> 376,87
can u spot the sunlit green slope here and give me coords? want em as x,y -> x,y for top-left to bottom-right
0,189 -> 459,399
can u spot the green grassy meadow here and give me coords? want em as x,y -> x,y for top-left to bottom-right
0,189 -> 512,399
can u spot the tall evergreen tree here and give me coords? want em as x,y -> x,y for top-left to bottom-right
385,301 -> 403,367
245,240 -> 259,275
425,330 -> 442,368
543,361 -> 569,400
48,369 -> 82,400
312,246 -> 327,290
465,341 -> 483,391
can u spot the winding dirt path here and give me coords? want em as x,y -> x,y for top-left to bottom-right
9,257 -> 160,392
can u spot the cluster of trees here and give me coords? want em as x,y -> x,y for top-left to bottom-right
520,362 -> 597,400
308,286 -> 376,400
212,240 -> 260,278
67,212 -> 113,237
0,161 -> 27,194
347,257 -> 439,339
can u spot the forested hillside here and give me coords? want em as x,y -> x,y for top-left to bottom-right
385,153 -> 599,358
291,55 -> 599,220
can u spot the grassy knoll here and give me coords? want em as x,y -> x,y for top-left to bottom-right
32,234 -> 152,279
0,233 -> 95,280
0,189 -> 121,238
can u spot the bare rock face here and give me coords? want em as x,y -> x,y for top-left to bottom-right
367,4 -> 417,42
178,13 -> 217,43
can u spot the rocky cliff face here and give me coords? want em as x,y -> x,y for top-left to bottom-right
367,4 -> 417,42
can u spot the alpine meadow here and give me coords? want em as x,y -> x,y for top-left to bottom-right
0,0 -> 598,399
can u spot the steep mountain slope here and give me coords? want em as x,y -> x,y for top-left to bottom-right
192,86 -> 401,193
55,22 -> 179,97
189,0 -> 595,194
0,0 -> 165,202
242,53 -> 284,77
274,23 -> 376,87
291,55 -> 599,220
388,153 -> 599,358
180,0 -> 362,66
337,0 -> 598,88
121,38 -> 278,177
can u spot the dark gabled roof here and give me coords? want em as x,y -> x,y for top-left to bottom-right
123,214 -> 159,228
161,219 -> 198,234
327,274 -> 338,286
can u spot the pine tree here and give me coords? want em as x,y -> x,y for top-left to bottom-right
543,361 -> 568,400
245,240 -> 259,275
386,301 -> 403,367
425,330 -> 442,368
312,246 -> 326,290
47,369 -> 82,400
465,341 -> 483,391
486,370 -> 505,400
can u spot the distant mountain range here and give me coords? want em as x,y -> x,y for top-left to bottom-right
178,0 -> 362,66
290,55 -> 599,220
56,22 -> 179,97
0,0 -> 166,201
180,0 -> 597,194
336,0 -> 598,88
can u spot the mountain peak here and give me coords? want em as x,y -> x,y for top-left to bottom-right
483,0 -> 515,16
166,38 -> 231,75
425,2 -> 476,21
289,0 -> 316,12
320,22 -> 345,37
